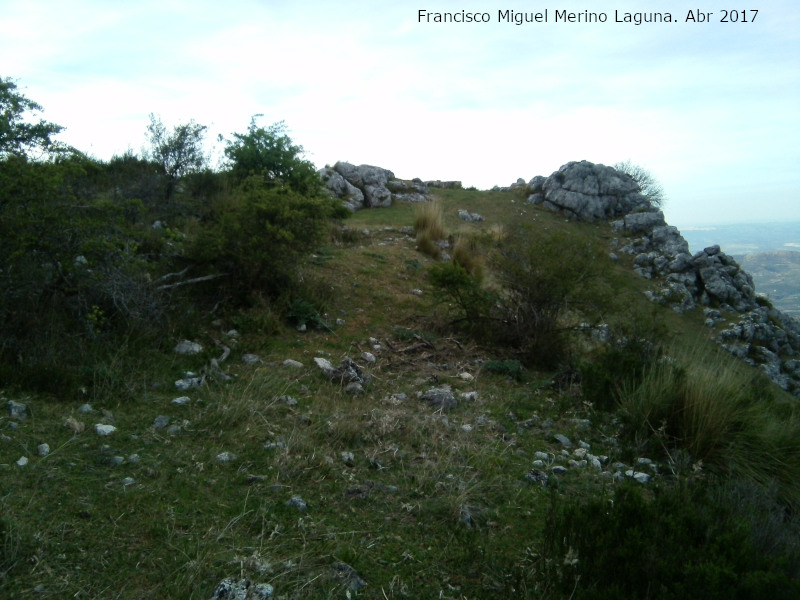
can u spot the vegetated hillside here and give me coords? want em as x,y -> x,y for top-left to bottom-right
737,251 -> 800,318
3,186 -> 800,599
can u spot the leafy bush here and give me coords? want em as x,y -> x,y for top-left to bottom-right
543,482 -> 800,599
224,118 -> 322,196
191,176 -> 345,304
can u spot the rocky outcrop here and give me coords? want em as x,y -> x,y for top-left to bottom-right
530,160 -> 800,397
319,162 -> 431,210
528,160 -> 651,221
425,180 -> 462,189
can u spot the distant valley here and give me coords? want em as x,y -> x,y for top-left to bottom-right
679,221 -> 800,317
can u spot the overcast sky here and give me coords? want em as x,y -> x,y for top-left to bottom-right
2,0 -> 798,227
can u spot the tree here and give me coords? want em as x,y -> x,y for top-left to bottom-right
144,113 -> 207,201
224,118 -> 322,195
0,76 -> 65,159
614,160 -> 666,208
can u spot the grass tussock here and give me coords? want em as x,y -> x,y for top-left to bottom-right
414,201 -> 446,258
617,345 -> 800,506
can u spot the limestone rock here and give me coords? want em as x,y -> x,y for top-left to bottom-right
320,162 -> 432,210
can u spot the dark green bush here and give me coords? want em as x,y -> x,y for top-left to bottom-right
190,176 -> 346,304
543,482 -> 800,599
483,359 -> 524,381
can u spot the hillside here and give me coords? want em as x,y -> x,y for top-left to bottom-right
3,172 -> 800,599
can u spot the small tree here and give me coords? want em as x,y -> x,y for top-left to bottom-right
0,76 -> 65,159
614,160 -> 666,208
224,118 -> 322,195
144,113 -> 207,201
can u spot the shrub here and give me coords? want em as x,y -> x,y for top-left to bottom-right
452,235 -> 485,281
543,481 -> 800,599
190,176 -> 345,304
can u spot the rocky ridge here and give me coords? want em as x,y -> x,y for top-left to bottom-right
526,160 -> 800,397
319,162 -> 432,210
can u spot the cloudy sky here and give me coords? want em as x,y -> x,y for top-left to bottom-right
2,0 -> 798,227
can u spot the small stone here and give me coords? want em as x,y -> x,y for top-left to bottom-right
174,340 -> 203,355
242,354 -> 262,365
578,440 -> 591,450
216,452 -> 237,463
153,415 -> 171,429
553,434 -> 572,448
626,469 -> 651,484
460,391 -> 479,401
128,454 -> 141,464
458,372 -> 474,381
37,443 -> 50,457
341,452 -> 355,465
278,396 -> 298,406
7,400 -> 27,420
210,579 -> 274,600
282,359 -> 304,368
286,495 -> 307,511
121,477 -> 136,487
95,424 -> 117,436
361,352 -> 376,363
460,424 -> 473,433
410,289 -> 423,296
344,382 -> 365,395
526,468 -> 549,485
573,448 -> 587,458
109,456 -> 125,467
420,386 -> 457,410
296,323 -> 307,332
171,396 -> 191,405
551,466 -> 568,475
174,377 -> 202,390
534,451 -> 552,462
77,403 -> 94,414
16,456 -> 28,467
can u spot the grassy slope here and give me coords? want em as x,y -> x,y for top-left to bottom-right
1,189 -> 793,599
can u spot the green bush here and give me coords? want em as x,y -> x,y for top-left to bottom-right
191,177 -> 345,304
543,482 -> 800,599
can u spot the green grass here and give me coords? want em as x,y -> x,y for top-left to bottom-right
2,189 -> 799,598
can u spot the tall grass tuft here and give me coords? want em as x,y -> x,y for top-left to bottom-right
452,235 -> 485,282
617,346 -> 800,507
414,201 -> 446,258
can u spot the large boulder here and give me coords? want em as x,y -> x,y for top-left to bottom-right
320,162 -> 432,210
529,160 -> 652,221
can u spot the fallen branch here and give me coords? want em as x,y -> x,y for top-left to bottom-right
155,273 -> 227,291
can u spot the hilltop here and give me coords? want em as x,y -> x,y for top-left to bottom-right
3,157 -> 800,599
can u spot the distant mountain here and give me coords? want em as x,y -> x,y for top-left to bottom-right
677,222 -> 800,317
679,221 -> 800,255
737,251 -> 800,318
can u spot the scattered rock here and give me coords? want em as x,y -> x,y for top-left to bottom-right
94,424 -> 117,436
77,403 -> 94,414
175,376 -> 203,390
216,452 -> 237,463
242,354 -> 262,365
7,400 -> 27,420
16,456 -> 28,467
171,396 -> 191,406
526,468 -> 549,486
278,396 -> 298,407
122,477 -> 136,487
333,561 -> 367,591
341,452 -> 355,465
282,359 -> 304,369
173,340 -> 203,355
420,386 -> 458,410
153,415 -> 171,429
458,209 -> 484,223
285,495 -> 307,511
210,578 -> 274,600
37,443 -> 50,457
553,434 -> 572,448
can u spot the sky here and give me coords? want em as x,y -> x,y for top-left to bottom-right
1,0 -> 798,228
